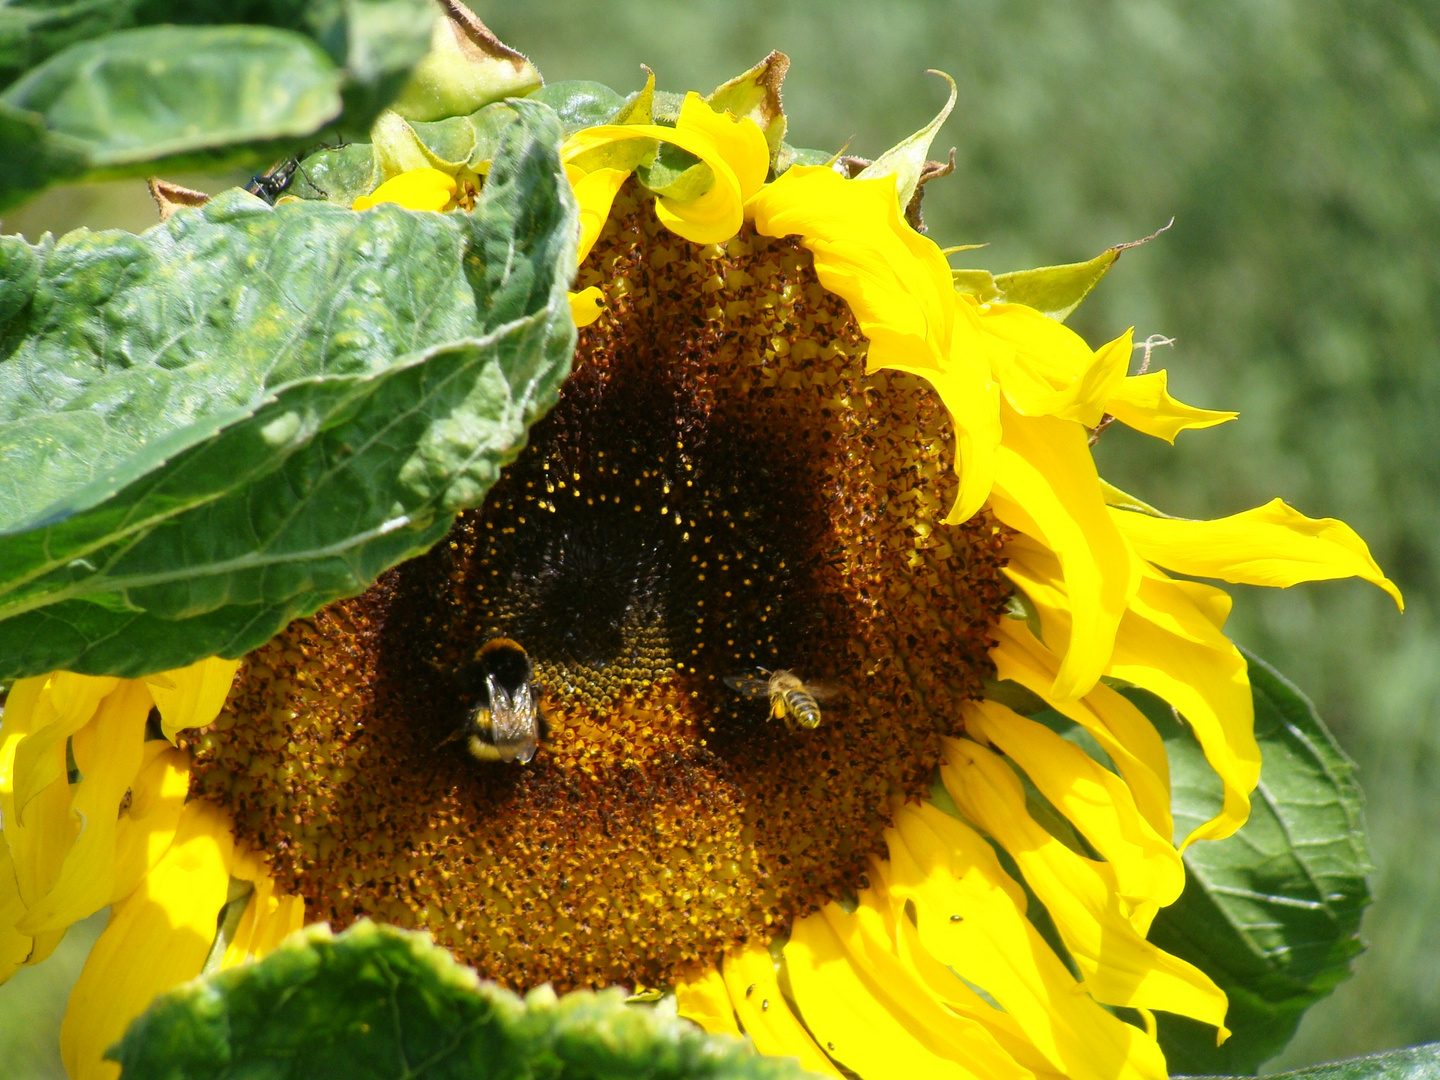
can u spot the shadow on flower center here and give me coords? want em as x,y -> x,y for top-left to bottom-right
187,186 -> 1012,990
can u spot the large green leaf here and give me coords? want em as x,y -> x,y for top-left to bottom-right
1182,1043 -> 1440,1080
0,0 -> 436,211
110,920 -> 822,1080
1132,650 -> 1371,1074
0,97 -> 577,679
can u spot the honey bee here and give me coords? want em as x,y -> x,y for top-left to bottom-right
723,669 -> 836,730
445,638 -> 546,764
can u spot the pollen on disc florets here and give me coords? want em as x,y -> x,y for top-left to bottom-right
188,181 -> 1013,992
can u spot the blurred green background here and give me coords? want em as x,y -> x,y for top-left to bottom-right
2,0 -> 1436,1075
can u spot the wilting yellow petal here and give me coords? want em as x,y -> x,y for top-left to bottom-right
351,167 -> 458,212
752,165 -> 1002,522
676,964 -> 742,1036
1110,499 -> 1403,609
13,673 -> 114,822
720,940 -> 841,1077
0,676 -> 76,966
1108,569 -> 1259,846
18,680 -> 151,935
943,737 -> 1229,1034
1103,370 -> 1236,442
998,541 -> 1173,840
563,92 -> 768,245
569,286 -> 605,327
963,699 -> 1183,914
61,799 -> 234,1080
990,406 -> 1136,700
981,304 -> 1131,426
147,657 -> 239,742
110,744 -> 189,905
886,803 -> 1168,1080
566,164 -> 630,264
0,839 -> 31,983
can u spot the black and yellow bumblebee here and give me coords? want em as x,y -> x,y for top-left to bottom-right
443,638 -> 547,764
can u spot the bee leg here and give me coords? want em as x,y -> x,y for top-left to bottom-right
431,727 -> 466,753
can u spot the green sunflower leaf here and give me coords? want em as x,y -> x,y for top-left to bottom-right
0,97 -> 576,680
1179,1043 -> 1440,1080
1125,650 -> 1371,1075
0,0 -> 437,212
109,920 -> 823,1080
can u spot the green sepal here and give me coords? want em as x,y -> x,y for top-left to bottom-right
1135,651 -> 1371,1075
386,1 -> 541,124
0,1 -> 437,212
636,142 -> 713,201
707,51 -> 790,168
109,920 -> 826,1080
609,67 -> 657,125
951,242 -> 1128,321
0,98 -> 577,680
856,70 -> 956,209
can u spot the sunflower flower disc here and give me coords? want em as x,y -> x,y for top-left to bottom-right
187,181 -> 1014,992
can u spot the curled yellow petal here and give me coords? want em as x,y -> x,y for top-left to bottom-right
147,656 -> 240,742
720,940 -> 842,1077
786,902 -> 1032,1080
751,164 -> 1001,522
943,737 -> 1229,1035
1103,370 -> 1236,442
351,167 -> 458,212
61,799 -> 234,1080
886,803 -> 1169,1080
963,699 -> 1183,914
1111,498 -> 1402,610
981,303 -> 1131,426
990,405 -> 1135,700
1108,569 -> 1259,847
110,744 -> 190,905
675,964 -> 742,1037
566,164 -> 630,265
563,92 -> 768,245
568,286 -> 605,328
17,680 -> 152,936
13,672 -> 114,823
0,840 -> 30,983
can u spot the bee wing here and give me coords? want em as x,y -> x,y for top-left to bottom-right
486,677 -> 541,763
723,675 -> 773,698
802,679 -> 846,703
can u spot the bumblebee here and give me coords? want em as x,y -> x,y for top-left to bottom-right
723,669 -> 834,730
449,638 -> 546,764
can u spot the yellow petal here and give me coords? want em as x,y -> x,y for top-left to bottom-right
566,164 -> 630,265
568,286 -> 605,327
990,405 -> 1136,700
17,680 -> 152,935
1111,498 -> 1402,610
675,964 -> 741,1036
943,737 -> 1230,1034
61,799 -> 234,1080
981,304 -> 1131,426
964,699 -> 1183,913
13,672 -> 115,822
752,165 -> 1002,522
147,656 -> 240,742
1103,370 -> 1236,442
1108,569 -> 1259,846
351,167 -> 458,212
563,92 -> 768,245
720,940 -> 842,1077
786,903 -> 1033,1080
110,744 -> 190,905
886,803 -> 1169,1080
0,838 -> 31,983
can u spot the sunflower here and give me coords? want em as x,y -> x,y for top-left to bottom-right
0,66 -> 1401,1080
